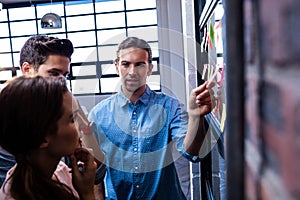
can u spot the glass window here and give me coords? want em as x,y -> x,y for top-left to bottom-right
71,78 -> 100,94
127,26 -> 158,41
8,6 -> 36,20
0,39 -> 11,53
10,21 -> 37,36
13,53 -> 20,67
98,45 -> 118,61
125,0 -> 156,10
11,37 -> 31,52
72,65 -> 96,76
101,63 -> 116,75
95,0 -> 124,12
96,12 -> 125,29
0,70 -> 12,80
67,15 -> 95,31
127,10 -> 157,26
147,74 -> 160,90
100,77 -> 120,93
72,47 -> 97,63
0,53 -> 13,68
97,29 -> 126,45
0,9 -> 8,22
0,23 -> 9,37
149,42 -> 159,57
65,0 -> 94,15
68,31 -> 96,47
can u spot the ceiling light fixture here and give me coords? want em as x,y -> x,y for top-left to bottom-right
41,0 -> 62,29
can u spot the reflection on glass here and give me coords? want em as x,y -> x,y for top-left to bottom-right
97,29 -> 126,45
101,64 -> 116,75
72,65 -> 96,76
98,45 -> 118,61
100,77 -> 120,93
127,26 -> 158,42
72,47 -> 97,63
71,79 -> 100,94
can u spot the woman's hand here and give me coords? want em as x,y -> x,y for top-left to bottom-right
70,147 -> 97,200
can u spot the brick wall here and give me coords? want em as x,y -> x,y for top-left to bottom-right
244,0 -> 300,199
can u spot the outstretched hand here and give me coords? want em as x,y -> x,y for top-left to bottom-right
188,81 -> 215,117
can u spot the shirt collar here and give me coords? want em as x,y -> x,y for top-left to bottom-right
117,85 -> 151,107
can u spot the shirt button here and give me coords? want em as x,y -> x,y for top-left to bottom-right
135,166 -> 138,170
136,185 -> 139,188
133,129 -> 136,133
133,148 -> 137,151
133,111 -> 136,115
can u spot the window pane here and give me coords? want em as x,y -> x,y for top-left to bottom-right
11,37 -> 30,52
0,53 -> 13,67
0,70 -> 12,81
13,53 -> 20,67
72,47 -> 97,63
0,23 -> 9,37
149,42 -> 159,57
95,0 -> 124,12
10,21 -> 37,36
38,19 -> 66,34
100,77 -> 120,93
128,26 -> 158,41
0,9 -> 8,22
152,60 -> 158,72
97,29 -> 126,45
0,39 -> 11,53
147,74 -> 160,90
36,3 -> 64,18
67,15 -> 95,31
8,7 -> 36,20
68,31 -> 96,47
101,63 -> 116,75
96,13 -> 125,29
125,0 -> 156,10
71,79 -> 100,94
98,45 -> 117,61
72,65 -> 96,76
127,10 -> 157,26
65,1 -> 94,15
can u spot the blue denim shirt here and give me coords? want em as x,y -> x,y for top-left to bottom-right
89,86 -> 202,200
0,148 -> 15,187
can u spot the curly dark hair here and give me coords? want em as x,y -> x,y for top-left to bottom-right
19,35 -> 74,71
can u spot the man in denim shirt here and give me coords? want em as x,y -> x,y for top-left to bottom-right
87,37 -> 214,199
